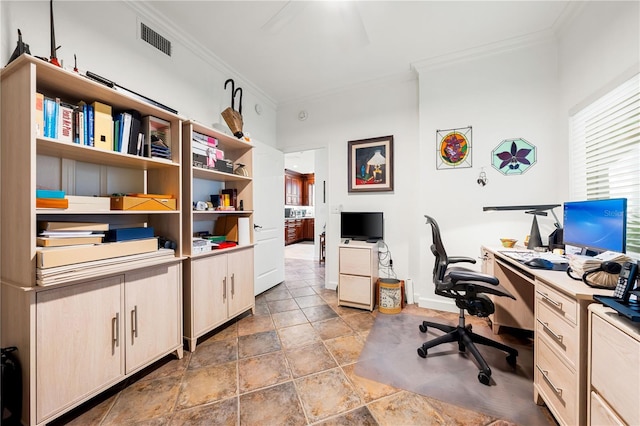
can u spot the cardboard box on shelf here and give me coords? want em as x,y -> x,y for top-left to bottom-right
110,195 -> 176,211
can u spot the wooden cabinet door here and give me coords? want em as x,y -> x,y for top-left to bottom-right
36,276 -> 123,423
285,174 -> 293,205
227,249 -> 255,317
124,263 -> 181,373
192,256 -> 228,336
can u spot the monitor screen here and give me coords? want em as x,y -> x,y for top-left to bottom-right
340,212 -> 384,241
563,198 -> 627,253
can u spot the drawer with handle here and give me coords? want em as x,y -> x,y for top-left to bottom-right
536,297 -> 578,368
535,280 -> 577,325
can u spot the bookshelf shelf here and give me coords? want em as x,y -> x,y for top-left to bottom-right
38,137 -> 180,169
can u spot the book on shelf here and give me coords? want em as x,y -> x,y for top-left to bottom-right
127,110 -> 142,155
36,198 -> 68,209
92,101 -> 113,151
105,227 -> 154,242
43,96 -> 57,138
87,103 -> 94,147
36,237 -> 158,269
39,221 -> 109,232
39,230 -> 104,237
58,101 -> 74,143
192,131 -> 218,147
221,188 -> 238,209
74,106 -> 85,145
36,189 -> 65,199
35,92 -> 44,137
37,235 -> 104,247
65,195 -> 111,211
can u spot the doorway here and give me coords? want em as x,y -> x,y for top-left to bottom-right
283,148 -> 327,266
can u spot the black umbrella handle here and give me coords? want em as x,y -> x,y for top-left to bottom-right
234,87 -> 243,115
224,78 -> 235,110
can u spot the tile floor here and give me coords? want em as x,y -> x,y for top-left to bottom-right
51,253 -> 550,425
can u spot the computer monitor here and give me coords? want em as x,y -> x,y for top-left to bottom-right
563,198 -> 627,254
340,211 -> 384,242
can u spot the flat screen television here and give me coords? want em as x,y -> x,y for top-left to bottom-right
340,211 -> 384,242
563,198 -> 627,254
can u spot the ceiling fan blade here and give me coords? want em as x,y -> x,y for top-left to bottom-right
261,1 -> 308,35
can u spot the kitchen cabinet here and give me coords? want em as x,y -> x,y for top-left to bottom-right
303,218 -> 315,240
285,170 -> 303,206
303,174 -> 315,206
185,247 -> 254,352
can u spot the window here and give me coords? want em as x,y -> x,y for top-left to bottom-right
569,73 -> 640,257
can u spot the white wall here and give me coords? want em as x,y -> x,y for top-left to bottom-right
277,73 -> 419,290
557,1 -> 640,118
414,39 -> 564,308
277,2 -> 639,308
0,1 -> 278,147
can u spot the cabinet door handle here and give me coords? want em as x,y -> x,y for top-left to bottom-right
131,305 -> 138,339
223,277 -> 227,300
112,312 -> 119,347
536,365 -> 563,397
539,292 -> 562,310
536,319 -> 563,342
231,273 -> 235,296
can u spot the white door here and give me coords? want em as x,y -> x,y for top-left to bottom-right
252,140 -> 285,295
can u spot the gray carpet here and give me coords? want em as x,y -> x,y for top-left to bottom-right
354,313 -> 553,425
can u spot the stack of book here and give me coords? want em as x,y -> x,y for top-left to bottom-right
37,221 -> 107,247
36,189 -> 68,209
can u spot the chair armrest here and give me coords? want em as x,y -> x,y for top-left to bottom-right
448,256 -> 477,265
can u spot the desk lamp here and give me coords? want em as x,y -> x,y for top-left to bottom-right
482,204 -> 561,250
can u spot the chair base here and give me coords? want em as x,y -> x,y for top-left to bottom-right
417,313 -> 518,385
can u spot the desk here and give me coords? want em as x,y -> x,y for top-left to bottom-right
481,246 -> 614,426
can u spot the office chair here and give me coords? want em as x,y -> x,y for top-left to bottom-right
418,215 -> 519,385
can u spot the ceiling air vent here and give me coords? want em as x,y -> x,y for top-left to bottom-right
140,22 -> 172,57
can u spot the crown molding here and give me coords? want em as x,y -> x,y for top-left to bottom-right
123,0 -> 277,111
411,29 -> 557,74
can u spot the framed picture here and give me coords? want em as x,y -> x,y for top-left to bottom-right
348,135 -> 394,192
436,126 -> 472,170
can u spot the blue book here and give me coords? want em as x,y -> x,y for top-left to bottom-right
87,104 -> 94,147
43,97 -> 56,138
80,102 -> 89,145
104,227 -> 154,242
36,189 -> 65,199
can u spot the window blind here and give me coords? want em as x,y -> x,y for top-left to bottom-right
569,73 -> 640,258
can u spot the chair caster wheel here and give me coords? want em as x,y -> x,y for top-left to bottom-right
417,346 -> 427,358
419,323 -> 427,333
506,354 -> 517,366
478,371 -> 491,385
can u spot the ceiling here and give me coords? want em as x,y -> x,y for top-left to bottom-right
140,1 -> 573,105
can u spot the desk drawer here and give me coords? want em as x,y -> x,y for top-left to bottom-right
590,314 -> 640,425
536,337 -> 578,426
536,299 -> 578,368
535,281 -> 577,325
590,391 -> 625,426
